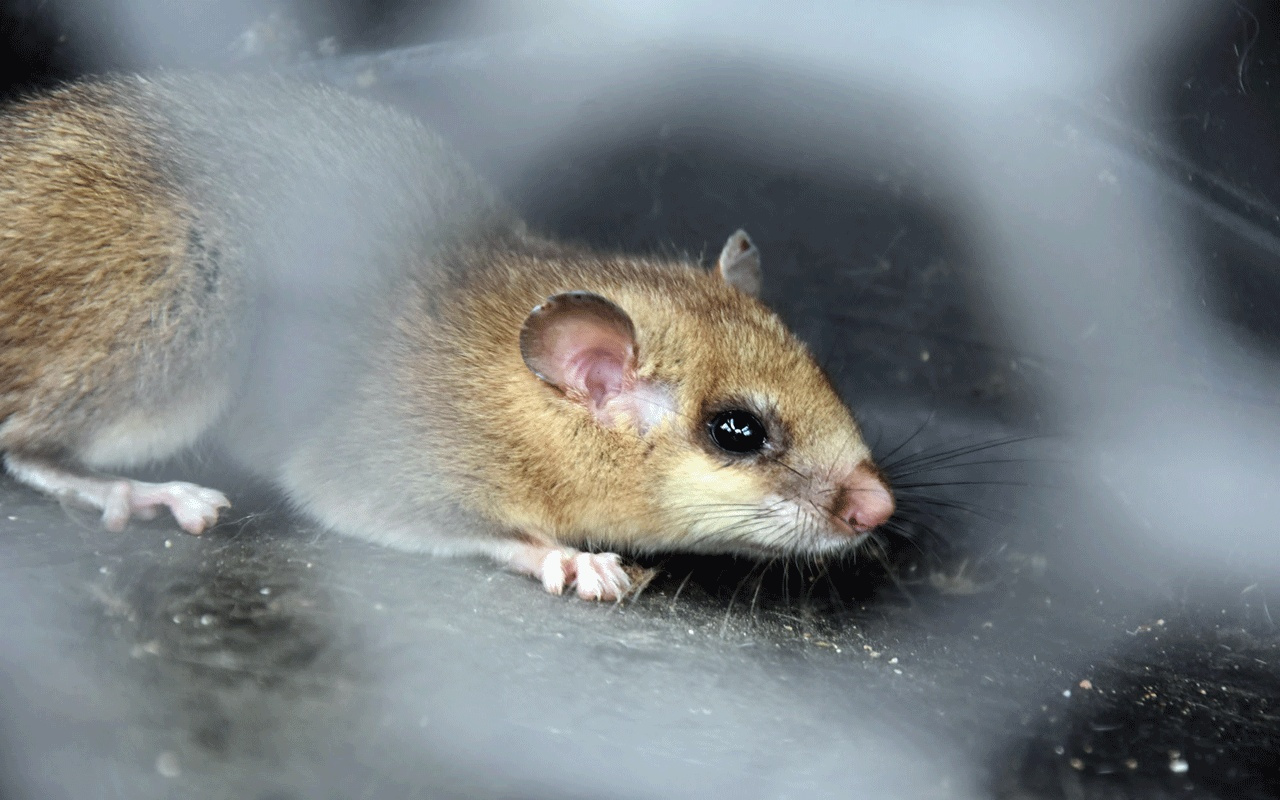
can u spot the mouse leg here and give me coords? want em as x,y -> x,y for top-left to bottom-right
3,454 -> 230,535
508,543 -> 632,601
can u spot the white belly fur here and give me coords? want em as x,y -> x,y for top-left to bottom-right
78,384 -> 231,469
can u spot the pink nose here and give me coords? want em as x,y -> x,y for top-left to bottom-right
833,464 -> 895,532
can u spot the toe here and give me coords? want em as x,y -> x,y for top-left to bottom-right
101,482 -> 132,532
176,514 -> 209,536
198,487 -> 231,510
573,553 -> 631,601
172,500 -> 218,536
135,482 -> 230,535
573,553 -> 605,600
539,550 -> 572,595
596,553 -> 631,599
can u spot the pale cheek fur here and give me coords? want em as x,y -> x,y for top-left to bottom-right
659,451 -> 772,544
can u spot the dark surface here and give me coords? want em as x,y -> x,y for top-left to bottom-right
0,3 -> 1278,799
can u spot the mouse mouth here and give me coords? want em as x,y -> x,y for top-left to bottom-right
756,525 -> 871,559
677,497 -> 874,558
775,496 -> 879,555
803,525 -> 873,556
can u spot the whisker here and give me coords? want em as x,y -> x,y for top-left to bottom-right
895,494 -> 1010,524
892,479 -> 1042,490
879,520 -> 929,556
882,434 -> 1042,474
749,557 -> 778,617
875,408 -> 939,467
888,456 -> 1064,478
668,570 -> 695,611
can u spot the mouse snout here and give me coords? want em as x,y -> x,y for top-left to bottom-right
832,464 -> 895,533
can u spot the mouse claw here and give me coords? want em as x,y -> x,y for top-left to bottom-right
572,552 -> 630,601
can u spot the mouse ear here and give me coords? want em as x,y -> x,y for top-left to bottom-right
520,292 -> 638,414
717,229 -> 762,296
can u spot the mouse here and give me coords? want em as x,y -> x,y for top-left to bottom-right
0,72 -> 894,601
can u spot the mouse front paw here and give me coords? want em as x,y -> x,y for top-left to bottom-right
511,545 -> 632,601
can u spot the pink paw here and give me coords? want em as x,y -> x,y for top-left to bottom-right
101,480 -> 230,535
535,549 -> 631,601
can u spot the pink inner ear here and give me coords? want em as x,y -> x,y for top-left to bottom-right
557,339 -> 632,409
521,293 -> 637,413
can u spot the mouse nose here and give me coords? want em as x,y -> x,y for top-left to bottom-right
833,464 -> 895,532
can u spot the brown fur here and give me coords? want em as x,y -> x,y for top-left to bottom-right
0,73 -> 884,568
0,81 -> 238,461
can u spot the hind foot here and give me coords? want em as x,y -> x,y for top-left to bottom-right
4,455 -> 230,535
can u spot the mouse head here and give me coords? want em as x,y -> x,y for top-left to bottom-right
517,230 -> 894,557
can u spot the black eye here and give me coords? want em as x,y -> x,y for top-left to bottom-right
708,409 -> 767,454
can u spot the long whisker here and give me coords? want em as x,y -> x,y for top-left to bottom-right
749,556 -> 781,617
875,408 -> 939,467
882,434 -> 1043,474
668,569 -> 696,611
895,494 -> 1010,524
888,456 -> 1065,477
892,479 -> 1042,490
